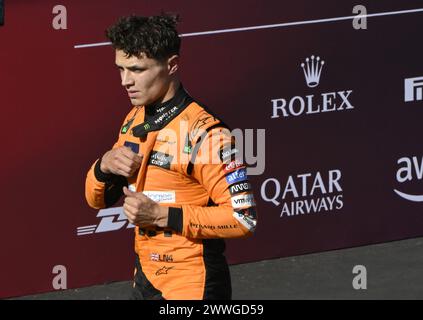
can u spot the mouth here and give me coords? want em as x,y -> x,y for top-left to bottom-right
127,91 -> 139,98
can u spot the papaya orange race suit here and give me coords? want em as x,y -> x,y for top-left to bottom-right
85,85 -> 258,300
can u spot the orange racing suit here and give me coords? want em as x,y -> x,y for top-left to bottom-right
85,85 -> 257,300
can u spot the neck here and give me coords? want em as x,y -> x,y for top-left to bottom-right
157,79 -> 181,105
145,79 -> 182,117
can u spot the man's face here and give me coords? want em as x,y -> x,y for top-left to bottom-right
115,50 -> 173,106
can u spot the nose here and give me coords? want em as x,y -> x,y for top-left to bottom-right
121,70 -> 134,87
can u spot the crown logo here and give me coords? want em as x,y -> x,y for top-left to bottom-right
301,55 -> 325,88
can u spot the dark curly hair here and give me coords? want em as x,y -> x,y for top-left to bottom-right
105,14 -> 181,60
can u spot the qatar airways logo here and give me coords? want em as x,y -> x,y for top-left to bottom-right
394,155 -> 423,202
261,169 -> 344,217
271,55 -> 355,118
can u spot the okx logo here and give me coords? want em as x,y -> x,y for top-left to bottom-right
404,77 -> 423,102
77,207 -> 134,236
394,155 -> 423,202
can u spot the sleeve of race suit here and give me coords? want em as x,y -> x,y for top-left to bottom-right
167,122 -> 258,239
85,155 -> 128,209
85,109 -> 137,209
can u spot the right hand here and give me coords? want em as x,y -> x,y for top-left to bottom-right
100,146 -> 143,177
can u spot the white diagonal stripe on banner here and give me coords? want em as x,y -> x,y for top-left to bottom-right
77,230 -> 96,235
77,225 -> 97,230
74,7 -> 423,49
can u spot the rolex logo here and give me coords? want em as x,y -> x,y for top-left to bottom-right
271,54 -> 354,119
301,55 -> 325,88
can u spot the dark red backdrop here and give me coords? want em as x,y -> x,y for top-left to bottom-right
1,0 -> 422,297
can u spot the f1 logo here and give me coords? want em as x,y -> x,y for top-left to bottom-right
404,77 -> 423,102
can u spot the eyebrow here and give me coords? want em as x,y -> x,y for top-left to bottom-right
115,64 -> 146,71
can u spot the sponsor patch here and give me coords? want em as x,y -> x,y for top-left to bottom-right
143,191 -> 176,203
224,159 -> 245,173
190,116 -> 216,140
231,193 -> 256,209
233,207 -> 257,232
148,151 -> 173,170
155,266 -> 174,276
124,141 -> 139,154
121,118 -> 135,134
229,182 -> 252,196
183,134 -> 192,154
226,168 -> 248,184
219,145 -> 239,163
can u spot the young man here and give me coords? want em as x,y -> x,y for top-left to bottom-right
85,15 -> 257,300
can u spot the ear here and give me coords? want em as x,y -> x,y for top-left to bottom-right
167,55 -> 179,75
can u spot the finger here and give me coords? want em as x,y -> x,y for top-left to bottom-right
133,191 -> 150,201
115,153 -> 134,168
132,152 -> 143,164
123,203 -> 138,219
123,202 -> 137,214
124,211 -> 136,224
115,155 -> 141,174
121,147 -> 143,163
115,169 -> 130,178
124,196 -> 141,209
116,163 -> 133,175
123,186 -> 135,197
124,187 -> 149,201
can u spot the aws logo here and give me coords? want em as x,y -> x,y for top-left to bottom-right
394,156 -> 423,202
